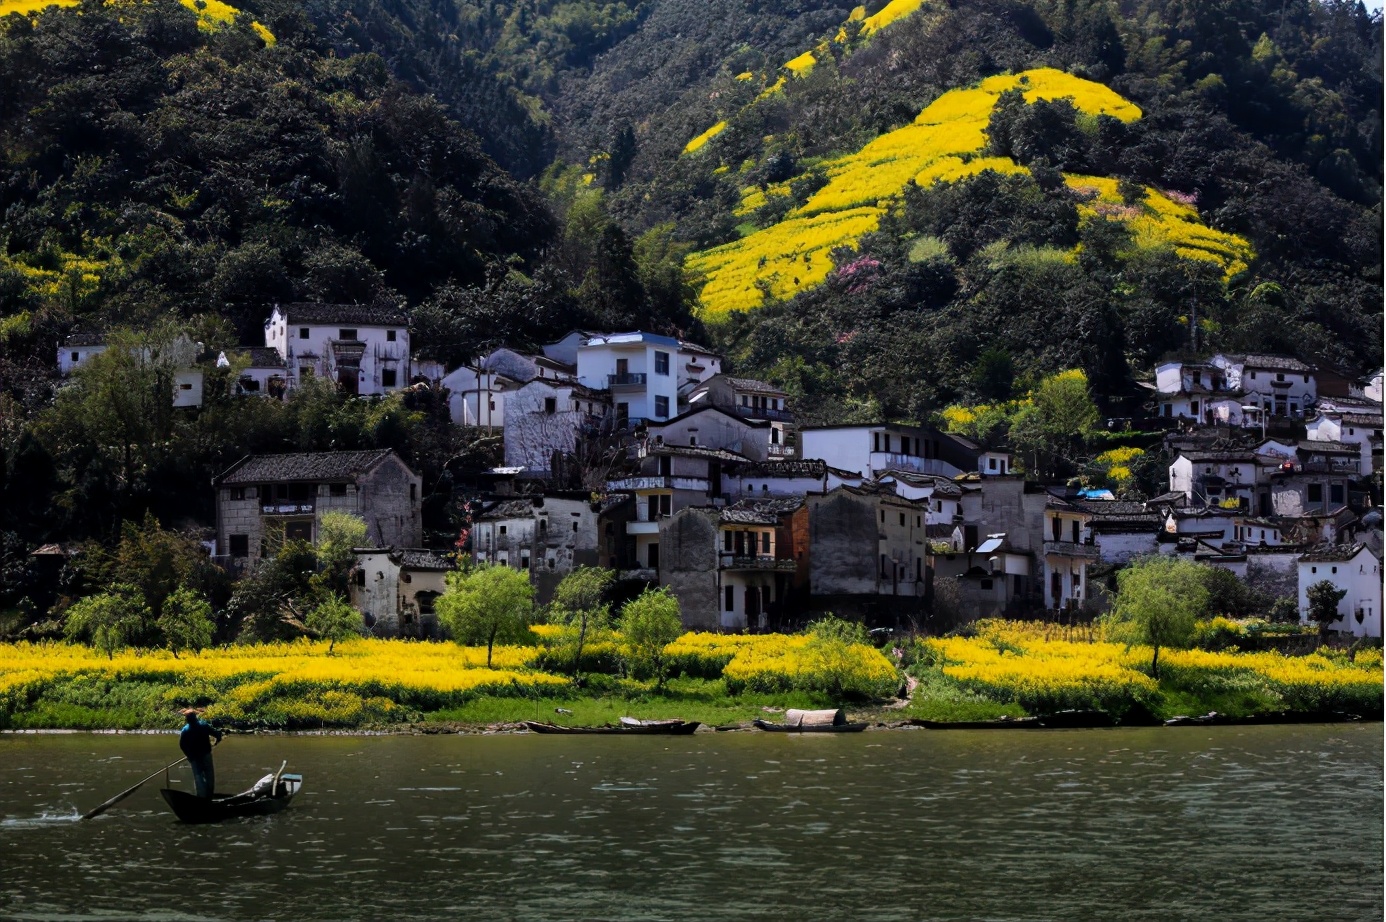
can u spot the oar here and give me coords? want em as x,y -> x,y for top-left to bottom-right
82,756 -> 188,820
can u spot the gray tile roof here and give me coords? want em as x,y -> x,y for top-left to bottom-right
398,549 -> 453,571
1299,542 -> 1371,563
1337,413 -> 1383,426
1237,354 -> 1313,372
63,332 -> 106,346
218,450 -> 396,485
277,302 -> 409,327
724,376 -> 786,395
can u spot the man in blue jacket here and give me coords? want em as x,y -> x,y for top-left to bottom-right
179,709 -> 223,798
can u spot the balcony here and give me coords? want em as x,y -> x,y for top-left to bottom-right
869,453 -> 955,476
607,475 -> 710,492
767,443 -> 798,459
608,372 -> 648,388
261,500 -> 315,516
720,554 -> 797,572
1301,460 -> 1360,474
1043,540 -> 1100,560
626,520 -> 661,535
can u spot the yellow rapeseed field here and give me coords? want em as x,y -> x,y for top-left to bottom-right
689,68 -> 1254,319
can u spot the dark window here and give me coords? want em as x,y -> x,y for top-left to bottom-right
761,532 -> 771,554
1308,484 -> 1323,502
980,578 -> 994,590
499,525 -> 507,535
71,352 -> 79,362
410,484 -> 417,501
725,586 -> 734,611
386,330 -> 397,342
899,513 -> 906,526
299,328 -> 309,339
382,369 -> 397,388
647,543 -> 660,569
330,483 -> 347,496
539,519 -> 547,533
724,531 -> 733,552
230,487 -> 246,502
655,351 -> 670,375
229,534 -> 249,557
1330,484 -> 1344,505
544,397 -> 557,414
339,329 -> 358,341
355,569 -> 365,586
655,396 -> 669,418
180,383 -> 193,390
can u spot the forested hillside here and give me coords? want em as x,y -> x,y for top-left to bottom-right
0,0 -> 1381,557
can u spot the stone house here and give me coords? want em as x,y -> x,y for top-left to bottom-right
805,485 -> 928,602
469,492 -> 611,601
1298,544 -> 1382,638
646,405 -> 775,461
929,533 -> 1033,621
684,374 -> 797,457
214,450 -> 422,563
502,378 -> 612,481
659,498 -> 802,631
727,459 -> 861,500
350,548 -> 451,638
218,348 -> 288,398
264,303 -> 410,396
59,331 -> 205,407
1209,353 -> 1316,419
1306,409 -> 1382,477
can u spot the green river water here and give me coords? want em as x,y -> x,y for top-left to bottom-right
0,725 -> 1380,921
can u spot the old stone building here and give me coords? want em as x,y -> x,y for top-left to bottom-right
214,450 -> 422,563
470,492 -> 613,601
350,548 -> 451,638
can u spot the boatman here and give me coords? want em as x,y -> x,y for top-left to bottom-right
179,708 -> 223,799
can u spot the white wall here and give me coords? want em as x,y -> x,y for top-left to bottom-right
58,344 -> 107,375
266,307 -> 410,396
1299,550 -> 1383,638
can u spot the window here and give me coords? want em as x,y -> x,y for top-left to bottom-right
229,534 -> 249,558
339,329 -> 358,341
539,519 -> 547,534
988,458 -> 997,471
880,554 -> 888,578
386,330 -> 397,342
1330,484 -> 1344,505
655,396 -> 669,418
980,578 -> 994,591
873,433 -> 880,452
299,328 -> 310,339
230,487 -> 246,501
409,484 -> 416,502
520,554 -> 530,570
499,525 -> 507,535
725,586 -> 734,611
761,532 -> 771,554
899,513 -> 906,526
330,483 -> 347,496
544,397 -> 557,414
71,352 -> 79,362
381,369 -> 397,388
647,544 -> 660,568
654,351 -> 670,375
724,531 -> 733,552
1276,373 -> 1285,382
1308,484 -> 1323,503
880,510 -> 885,523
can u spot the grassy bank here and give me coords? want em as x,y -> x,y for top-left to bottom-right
0,623 -> 1380,730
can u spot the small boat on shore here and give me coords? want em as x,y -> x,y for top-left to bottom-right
523,719 -> 700,735
753,708 -> 868,733
753,719 -> 868,733
161,764 -> 302,824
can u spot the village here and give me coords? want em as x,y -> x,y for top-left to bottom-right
55,305 -> 1385,644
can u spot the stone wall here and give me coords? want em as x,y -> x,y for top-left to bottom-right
659,509 -> 721,630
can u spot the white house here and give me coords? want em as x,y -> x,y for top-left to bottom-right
265,303 -> 410,396
1306,409 -> 1382,477
1168,449 -> 1258,506
218,348 -> 288,398
798,424 -> 991,479
58,332 -> 108,374
685,374 -> 796,457
571,331 -> 721,426
1210,353 -> 1316,418
1298,544 -> 1382,639
60,331 -> 204,408
646,405 -> 774,461
728,459 -> 861,500
502,379 -> 610,479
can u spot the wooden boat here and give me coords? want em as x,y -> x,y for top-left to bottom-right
753,718 -> 868,733
161,764 -> 302,824
523,719 -> 700,735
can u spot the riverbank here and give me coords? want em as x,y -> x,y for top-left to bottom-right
2,622 -> 1380,731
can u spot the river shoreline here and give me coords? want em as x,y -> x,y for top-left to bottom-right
2,709 -> 1375,736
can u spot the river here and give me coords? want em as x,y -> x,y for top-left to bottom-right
0,726 -> 1380,921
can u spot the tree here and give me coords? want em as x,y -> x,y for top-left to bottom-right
157,586 -> 215,657
618,587 -> 683,689
1105,557 -> 1209,678
1009,369 -> 1101,478
1305,580 -> 1348,637
547,566 -> 615,680
305,594 -> 365,654
315,511 -> 367,594
436,565 -> 534,667
63,585 -> 150,659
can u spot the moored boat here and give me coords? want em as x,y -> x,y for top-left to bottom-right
752,718 -> 869,733
160,764 -> 302,824
523,719 -> 700,735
